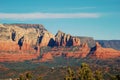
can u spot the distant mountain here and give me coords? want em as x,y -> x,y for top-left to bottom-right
97,40 -> 120,50
0,24 -> 120,62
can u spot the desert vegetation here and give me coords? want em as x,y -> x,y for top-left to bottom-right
0,61 -> 119,80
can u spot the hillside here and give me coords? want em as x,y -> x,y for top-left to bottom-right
97,40 -> 120,50
0,24 -> 120,62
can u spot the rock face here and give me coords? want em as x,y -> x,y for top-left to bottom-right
0,24 -> 120,62
37,31 -> 55,47
90,42 -> 120,59
97,40 -> 120,50
0,24 -> 50,62
39,43 -> 90,61
0,24 -> 54,50
79,43 -> 90,57
0,24 -> 81,62
0,53 -> 39,62
63,43 -> 90,58
40,53 -> 53,62
55,30 -> 80,46
39,42 -> 120,62
72,37 -> 81,46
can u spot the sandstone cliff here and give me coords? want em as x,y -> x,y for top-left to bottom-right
55,30 -> 80,46
0,24 -> 81,62
90,42 -> 120,59
0,24 -> 53,62
39,42 -> 120,62
0,24 -> 120,62
0,24 -> 54,50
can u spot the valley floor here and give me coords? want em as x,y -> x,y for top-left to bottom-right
0,57 -> 120,80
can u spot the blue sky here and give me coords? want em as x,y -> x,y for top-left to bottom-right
0,0 -> 120,40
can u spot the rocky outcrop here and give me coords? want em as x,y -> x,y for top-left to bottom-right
79,42 -> 90,57
55,30 -> 80,46
37,31 -> 55,47
0,53 -> 39,62
55,30 -> 70,46
90,42 -> 120,59
40,53 -> 53,62
0,23 -> 120,62
0,24 -> 82,62
0,24 -> 48,62
0,24 -> 55,50
38,42 -> 120,62
63,43 -> 90,58
0,24 -> 80,49
72,37 -> 81,46
39,43 -> 90,61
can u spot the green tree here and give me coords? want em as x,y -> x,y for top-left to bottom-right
19,74 -> 25,80
78,63 -> 95,80
36,76 -> 43,80
65,67 -> 76,80
94,70 -> 103,80
25,72 -> 33,80
108,74 -> 120,80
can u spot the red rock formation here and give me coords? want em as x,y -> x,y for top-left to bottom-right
0,24 -> 120,62
34,41 -> 120,62
91,42 -> 120,59
38,31 -> 55,47
0,41 -> 39,62
79,42 -> 90,58
0,41 -> 35,52
55,30 -> 68,46
40,53 -> 53,62
0,24 -> 52,62
0,53 -> 39,62
64,43 -> 90,58
72,37 -> 81,46
0,41 -> 19,51
55,30 -> 81,46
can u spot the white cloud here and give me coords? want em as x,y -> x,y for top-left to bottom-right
0,13 -> 101,20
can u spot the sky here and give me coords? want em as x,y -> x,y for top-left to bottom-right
0,0 -> 120,40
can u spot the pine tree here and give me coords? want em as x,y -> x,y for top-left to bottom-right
65,67 -> 76,80
78,63 -> 95,80
94,70 -> 103,80
26,72 -> 33,80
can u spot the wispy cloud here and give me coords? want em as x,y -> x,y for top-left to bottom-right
0,13 -> 101,20
68,7 -> 96,10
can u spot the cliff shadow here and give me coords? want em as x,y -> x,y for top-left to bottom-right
37,36 -> 43,45
11,30 -> 16,41
18,36 -> 24,50
48,38 -> 55,47
89,46 -> 97,55
34,36 -> 43,51
66,38 -> 73,47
